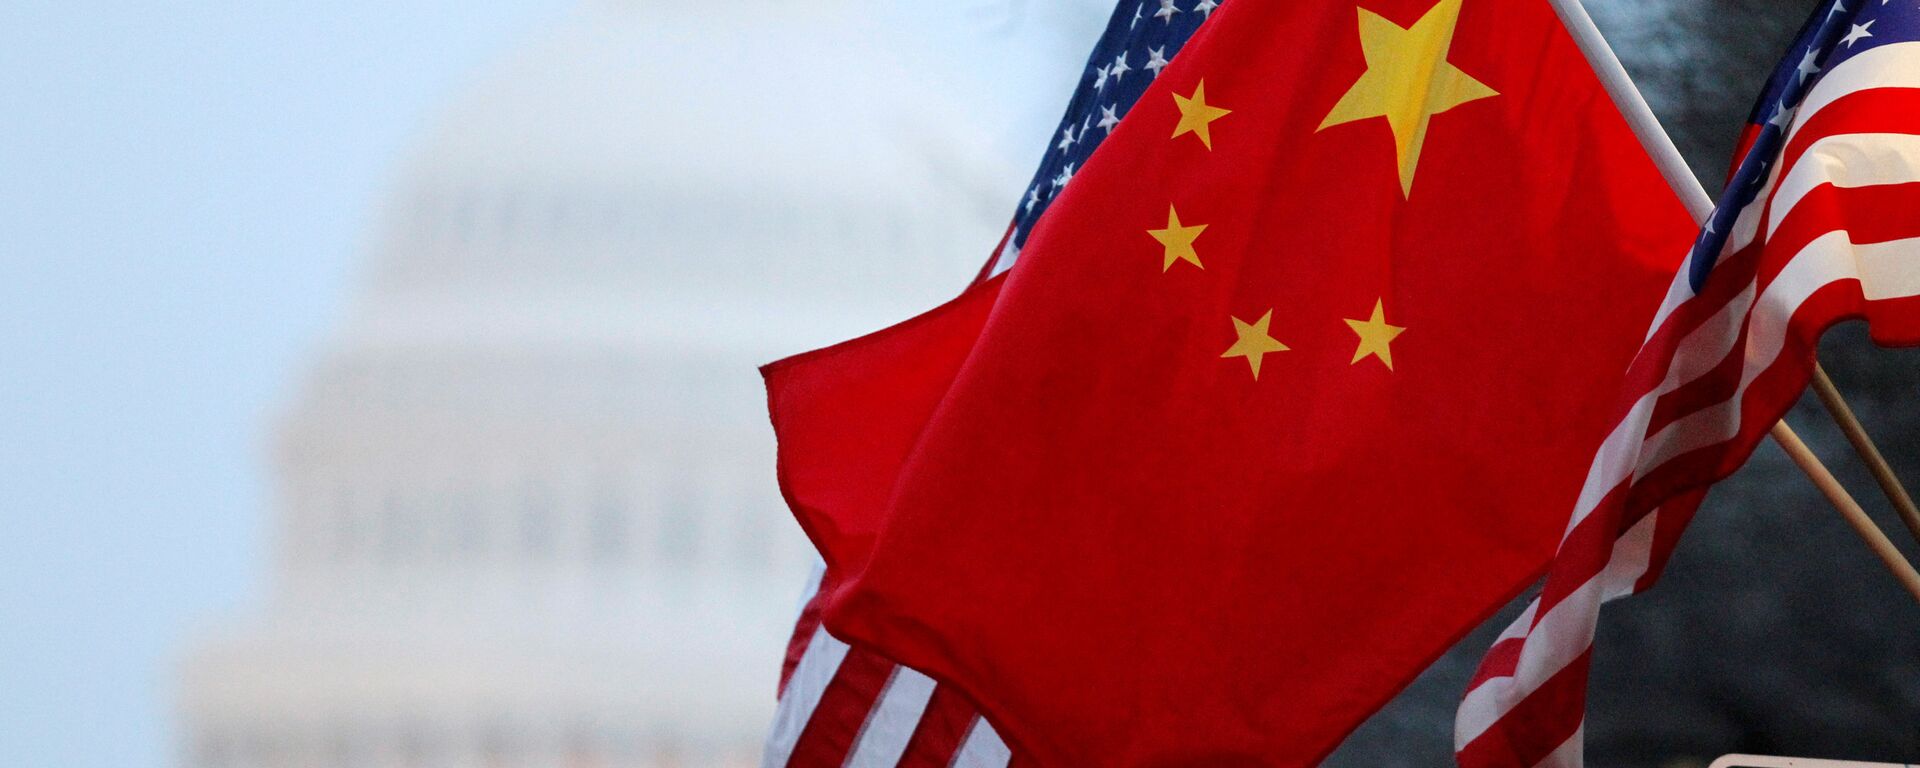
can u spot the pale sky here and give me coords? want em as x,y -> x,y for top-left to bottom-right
0,1 -> 1108,765
0,3 -> 574,765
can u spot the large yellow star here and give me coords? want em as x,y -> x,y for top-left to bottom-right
1344,299 -> 1407,369
1317,0 -> 1498,197
1222,310 -> 1290,380
1171,80 -> 1232,150
1147,205 -> 1208,271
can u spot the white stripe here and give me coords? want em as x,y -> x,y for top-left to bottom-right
1464,216 -> 1843,749
1643,264 -> 1697,344
1770,133 -> 1920,238
761,627 -> 853,768
1455,514 -> 1657,748
1639,233 -> 1849,469
1635,230 -> 1920,472
1599,507 -> 1659,602
1792,43 -> 1920,134
1856,235 -> 1920,301
1459,34 -> 1920,768
1455,574 -> 1599,747
843,668 -> 939,767
1565,408 -> 1655,536
1621,285 -> 1757,484
1491,599 -> 1540,646
949,718 -> 1012,768
1564,276 -> 1756,535
1475,230 -> 1920,754
795,560 -> 826,615
1644,280 -> 1758,399
1530,723 -> 1586,768
991,238 -> 1021,277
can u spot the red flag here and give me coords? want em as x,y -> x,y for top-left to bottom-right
767,0 -> 1697,763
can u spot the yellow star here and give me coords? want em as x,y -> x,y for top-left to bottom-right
1317,0 -> 1499,197
1171,80 -> 1233,150
1344,299 -> 1407,369
1221,310 -> 1290,380
1146,206 -> 1208,271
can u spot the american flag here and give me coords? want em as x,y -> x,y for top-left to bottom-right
760,3 -> 1221,766
981,0 -> 1222,280
1455,2 -> 1920,766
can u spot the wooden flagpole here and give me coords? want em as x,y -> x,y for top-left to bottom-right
1770,421 -> 1920,603
1547,0 -> 1920,603
1810,363 -> 1920,546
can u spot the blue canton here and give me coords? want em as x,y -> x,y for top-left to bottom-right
1688,0 -> 1919,291
992,0 -> 1221,274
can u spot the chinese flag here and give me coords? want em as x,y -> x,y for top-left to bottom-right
765,0 -> 1695,763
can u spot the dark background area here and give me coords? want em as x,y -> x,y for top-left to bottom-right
1328,2 -> 1920,765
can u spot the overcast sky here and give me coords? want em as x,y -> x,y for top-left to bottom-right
0,2 -> 1107,766
0,3 -> 574,765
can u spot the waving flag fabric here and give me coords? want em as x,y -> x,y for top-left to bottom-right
1455,3 -> 1920,766
761,3 -> 1219,766
763,0 -> 1707,761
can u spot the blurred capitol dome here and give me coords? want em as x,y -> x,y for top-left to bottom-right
175,1 -> 1034,766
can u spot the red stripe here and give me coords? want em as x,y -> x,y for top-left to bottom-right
1778,87 -> 1920,178
1643,300 -> 1755,439
1461,486 -> 1631,699
786,649 -> 896,768
1463,92 -> 1920,768
896,685 -> 981,768
1531,482 -> 1633,623
1727,125 -> 1764,183
1634,182 -> 1920,456
1461,257 -> 1765,696
1627,438 -> 1740,521
1610,242 -> 1766,421
1780,180 -> 1920,253
780,588 -> 829,696
1708,279 -> 1864,458
1633,246 -> 1899,507
1642,186 -> 1920,456
1761,182 -> 1920,292
1630,283 -> 1864,515
1461,277 -> 1892,757
1636,207 -> 1868,445
1636,489 -> 1708,592
1464,635 -> 1528,692
1865,293 -> 1920,344
1456,650 -> 1593,768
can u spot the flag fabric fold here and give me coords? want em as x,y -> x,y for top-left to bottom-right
766,0 -> 1710,762
1456,3 -> 1920,766
759,2 -> 1222,763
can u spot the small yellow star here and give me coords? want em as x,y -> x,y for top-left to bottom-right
1146,205 -> 1208,271
1222,310 -> 1290,380
1171,80 -> 1233,150
1317,0 -> 1499,197
1344,299 -> 1407,370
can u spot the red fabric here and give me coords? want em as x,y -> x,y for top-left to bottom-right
787,649 -> 898,768
895,686 -> 982,768
776,587 -> 822,696
1455,650 -> 1593,768
765,0 -> 1698,764
763,277 -> 1003,583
